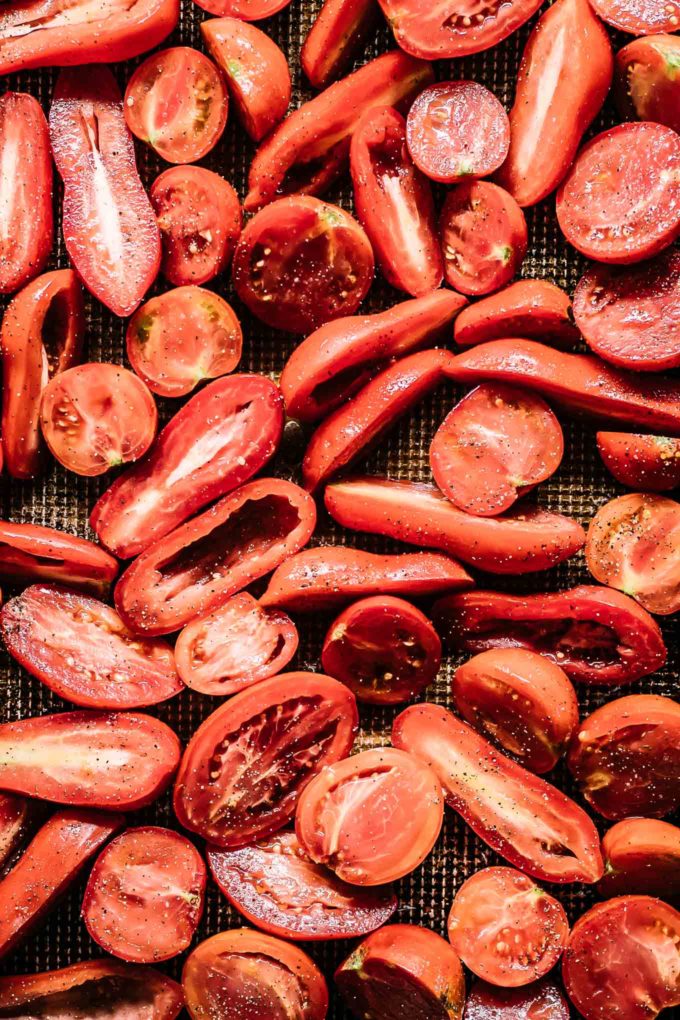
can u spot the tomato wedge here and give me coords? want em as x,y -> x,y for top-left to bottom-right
49,66 -> 161,317
597,433 -> 680,492
589,0 -> 680,33
208,830 -> 397,940
615,33 -> 680,133
600,818 -> 680,901
174,672 -> 358,847
464,978 -> 570,1020
453,280 -> 579,349
0,521 -> 117,595
193,0 -> 291,17
393,703 -> 604,884
0,794 -> 28,869
301,0 -> 378,90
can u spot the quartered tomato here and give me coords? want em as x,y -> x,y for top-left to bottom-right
463,978 -> 570,1020
597,433 -> 680,492
0,793 -> 28,869
175,592 -> 298,696
193,0 -> 292,17
207,830 -> 397,940
124,47 -> 228,163
430,383 -> 564,517
127,286 -> 242,398
0,521 -> 118,595
301,0 -> 379,90
600,818 -> 680,901
589,0 -> 680,33
448,868 -> 569,987
615,33 -> 680,133
454,280 -> 579,349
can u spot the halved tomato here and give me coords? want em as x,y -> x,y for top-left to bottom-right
301,0 -> 378,90
599,818 -> 680,901
463,978 -> 570,1020
615,34 -> 680,133
453,280 -> 579,349
589,0 -> 680,33
0,521 -> 117,595
0,793 -> 28,869
597,433 -> 680,492
192,0 -> 291,17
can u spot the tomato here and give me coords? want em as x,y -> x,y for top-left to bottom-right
281,290 -> 466,423
568,694 -> 680,821
208,830 -> 397,940
589,0 -> 680,33
0,710 -> 180,810
0,93 -> 52,295
600,818 -> 680,901
151,165 -> 241,287
321,596 -> 441,705
336,924 -> 465,1020
115,478 -> 315,635
183,928 -> 328,1020
429,383 -> 564,517
126,286 -> 242,398
302,349 -> 452,492
435,585 -> 667,687
232,196 -> 374,333
0,809 -> 121,960
495,0 -> 613,208
260,547 -> 474,611
597,433 -> 680,492
0,794 -> 28,870
50,67 -> 161,318
201,17 -> 290,142
0,521 -> 117,595
325,477 -> 585,575
193,0 -> 291,17
441,182 -> 528,296
302,0 -> 378,90
175,592 -> 298,696
1,269 -> 84,480
393,703 -> 604,884
174,672 -> 357,847
615,34 -> 680,134
556,122 -> 680,264
245,50 -> 432,210
463,978 -> 570,1020
453,281 -> 579,349
453,648 -> 578,774
350,106 -> 442,296
562,897 -> 680,1020
91,374 -> 283,559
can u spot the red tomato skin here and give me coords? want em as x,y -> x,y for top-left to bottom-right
193,0 -> 291,18
50,67 -> 161,318
0,793 -> 28,869
0,521 -> 117,595
597,433 -> 680,492
245,50 -> 433,210
495,0 -> 612,208
325,476 -> 585,575
453,280 -> 579,350
599,818 -> 680,902
0,93 -> 52,295
434,585 -> 667,686
0,0 -> 179,74
201,17 -> 290,142
301,0 -> 379,90
1,270 -> 84,480
615,34 -> 680,134
350,106 -> 443,296
393,703 -> 604,884
463,977 -> 571,1020
589,0 -> 680,34
91,374 -> 283,560
115,478 -> 316,635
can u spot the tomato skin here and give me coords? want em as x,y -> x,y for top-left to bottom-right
463,977 -> 571,1020
615,34 -> 680,134
0,794 -> 28,870
599,818 -> 680,902
589,0 -> 680,34
207,830 -> 397,940
597,433 -> 680,492
174,672 -> 358,848
193,0 -> 291,17
91,374 -> 283,559
495,0 -> 613,208
0,521 -> 117,595
301,0 -> 378,90
393,703 -> 604,884
453,280 -> 579,350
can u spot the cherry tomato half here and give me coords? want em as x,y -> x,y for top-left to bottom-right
0,521 -> 117,596
597,433 -> 680,492
453,280 -> 579,349
599,818 -> 680,902
615,33 -> 680,134
463,978 -> 570,1020
589,0 -> 680,33
0,793 -> 28,869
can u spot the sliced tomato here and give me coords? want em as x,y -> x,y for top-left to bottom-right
91,374 -> 283,559
463,978 -> 571,1020
175,592 -> 298,696
0,521 -> 117,595
174,672 -> 358,847
183,929 -> 328,1020
0,793 -> 28,869
597,433 -> 680,492
615,34 -> 680,134
556,122 -> 680,264
589,0 -> 680,33
192,0 -> 291,17
600,818 -> 680,901
562,897 -> 680,1020
430,383 -> 564,517
207,830 -> 397,940
393,703 -> 604,884
301,0 -> 378,90
454,281 -> 579,349
350,105 -> 442,296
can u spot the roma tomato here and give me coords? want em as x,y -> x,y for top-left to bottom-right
151,165 -> 241,287
440,181 -> 528,296
589,0 -> 680,33
124,47 -> 227,163
0,521 -> 117,595
599,818 -> 680,901
0,710 -> 180,810
0,93 -> 52,295
597,433 -> 680,492
429,383 -> 564,517
0,584 -> 181,711
175,592 -> 298,696
615,34 -> 680,133
448,868 -> 569,987
556,122 -> 680,264
453,280 -> 579,349
301,0 -> 378,90
40,363 -> 157,477
453,648 -> 579,774
350,106 -> 442,296
393,703 -> 604,884
232,196 -> 374,334
83,827 -> 205,963
463,978 -> 570,1020
126,286 -> 242,398
321,596 -> 441,705
0,794 -> 28,869
201,17 -> 290,142
174,672 -> 358,847
183,929 -> 328,1020
207,830 -> 397,940
91,374 -> 283,559
568,694 -> 680,821
562,897 -> 680,1020
336,925 -> 465,1020
193,0 -> 291,16
586,492 -> 680,614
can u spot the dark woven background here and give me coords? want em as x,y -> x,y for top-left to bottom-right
0,2 -> 677,1015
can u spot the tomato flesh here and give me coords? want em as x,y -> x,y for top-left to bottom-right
599,818 -> 680,902
463,978 -> 570,1020
0,793 -> 28,869
589,0 -> 680,33
615,33 -> 680,134
597,433 -> 680,492
192,0 -> 291,18
454,280 -> 579,349
0,521 -> 118,596
301,0 -> 379,90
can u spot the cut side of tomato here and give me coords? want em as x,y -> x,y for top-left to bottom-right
615,33 -> 680,134
599,818 -> 680,902
454,280 -> 579,349
589,0 -> 680,34
0,521 -> 118,596
463,977 -> 571,1020
192,0 -> 292,17
597,433 -> 680,492
0,793 -> 28,869
301,0 -> 379,90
